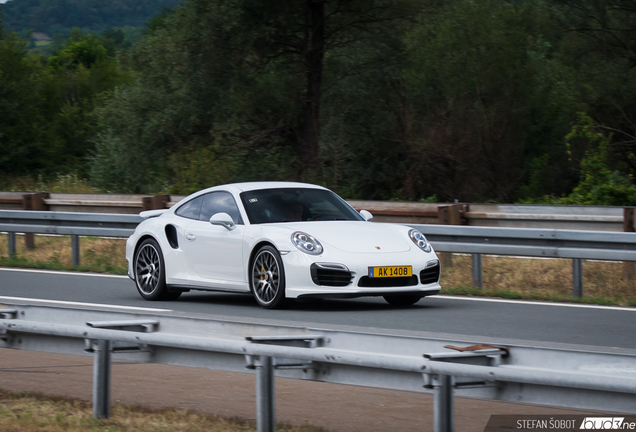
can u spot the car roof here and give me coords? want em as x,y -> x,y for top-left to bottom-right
202,181 -> 329,194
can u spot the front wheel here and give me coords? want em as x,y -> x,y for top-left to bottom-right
250,245 -> 287,309
383,294 -> 423,306
134,238 -> 179,301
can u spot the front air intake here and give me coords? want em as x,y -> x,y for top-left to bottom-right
358,275 -> 419,288
419,264 -> 440,284
310,263 -> 353,287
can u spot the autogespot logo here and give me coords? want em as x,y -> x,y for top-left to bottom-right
580,418 -> 634,429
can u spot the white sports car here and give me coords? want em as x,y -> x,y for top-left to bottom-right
126,182 -> 441,308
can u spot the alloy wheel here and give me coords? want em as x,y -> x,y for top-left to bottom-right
252,249 -> 281,305
136,243 -> 161,294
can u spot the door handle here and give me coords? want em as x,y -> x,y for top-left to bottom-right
186,233 -> 196,241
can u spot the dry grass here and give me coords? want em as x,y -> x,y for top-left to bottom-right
0,389 -> 327,432
1,234 -> 635,305
440,253 -> 636,305
0,233 -> 127,275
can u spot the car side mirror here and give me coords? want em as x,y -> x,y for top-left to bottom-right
360,210 -> 373,221
209,212 -> 236,230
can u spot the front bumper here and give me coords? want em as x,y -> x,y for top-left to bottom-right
281,248 -> 441,299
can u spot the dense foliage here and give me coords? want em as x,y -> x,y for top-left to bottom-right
0,23 -> 131,178
1,0 -> 636,204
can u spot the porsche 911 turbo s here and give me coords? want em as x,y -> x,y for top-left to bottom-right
126,182 -> 441,309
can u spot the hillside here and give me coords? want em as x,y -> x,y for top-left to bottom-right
0,0 -> 179,37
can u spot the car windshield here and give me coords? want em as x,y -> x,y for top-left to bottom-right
240,188 -> 364,224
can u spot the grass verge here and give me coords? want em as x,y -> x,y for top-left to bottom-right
0,234 -> 127,275
0,389 -> 328,432
439,253 -> 636,306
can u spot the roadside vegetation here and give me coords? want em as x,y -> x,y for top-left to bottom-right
0,389 -> 327,432
1,0 -> 636,205
1,233 -> 634,306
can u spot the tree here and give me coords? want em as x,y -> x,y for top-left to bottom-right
557,0 -> 636,178
91,0 -> 419,192
39,30 -> 131,176
0,15 -> 47,175
239,0 -> 418,176
320,0 -> 573,202
562,114 -> 636,205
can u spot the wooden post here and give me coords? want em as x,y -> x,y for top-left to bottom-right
624,208 -> 635,281
437,204 -> 464,268
22,193 -> 49,250
142,195 -> 169,211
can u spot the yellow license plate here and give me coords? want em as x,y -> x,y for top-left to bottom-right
368,266 -> 412,278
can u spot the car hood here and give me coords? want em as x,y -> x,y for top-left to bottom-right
275,221 -> 412,253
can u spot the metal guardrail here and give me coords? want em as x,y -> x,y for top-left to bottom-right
1,299 -> 635,432
416,224 -> 636,261
413,224 -> 636,296
2,191 -> 634,231
1,210 -> 635,296
0,209 -> 141,236
464,204 -> 629,231
0,192 -> 180,214
0,210 -> 140,266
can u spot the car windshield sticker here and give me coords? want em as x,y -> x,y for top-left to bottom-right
249,198 -> 258,203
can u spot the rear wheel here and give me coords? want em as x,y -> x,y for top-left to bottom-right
383,294 -> 423,306
250,245 -> 287,309
134,238 -> 180,301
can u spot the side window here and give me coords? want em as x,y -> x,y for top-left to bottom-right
199,192 -> 243,224
175,195 -> 204,220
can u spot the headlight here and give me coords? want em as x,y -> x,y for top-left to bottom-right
291,231 -> 323,255
409,229 -> 432,253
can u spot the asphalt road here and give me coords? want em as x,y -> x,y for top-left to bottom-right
1,267 -> 635,349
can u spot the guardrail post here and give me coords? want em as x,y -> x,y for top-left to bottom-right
22,195 -> 34,250
8,232 -> 16,259
437,204 -> 464,268
142,195 -> 169,211
92,339 -> 111,419
624,208 -> 635,280
22,193 -> 49,250
71,235 -> 80,266
573,259 -> 583,298
472,254 -> 482,289
255,356 -> 275,432
434,375 -> 454,432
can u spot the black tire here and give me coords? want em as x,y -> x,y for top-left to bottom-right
134,238 -> 179,301
250,245 -> 287,309
383,294 -> 423,306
